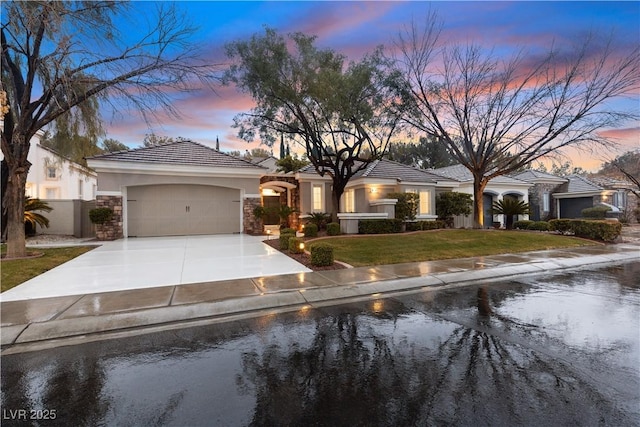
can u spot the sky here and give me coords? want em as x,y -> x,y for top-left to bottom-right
102,1 -> 639,172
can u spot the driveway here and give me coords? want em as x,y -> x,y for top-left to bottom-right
1,235 -> 311,301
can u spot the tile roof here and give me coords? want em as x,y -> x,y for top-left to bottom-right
512,170 -> 568,183
430,164 -> 528,185
87,140 -> 265,169
299,159 -> 442,183
562,174 -> 603,193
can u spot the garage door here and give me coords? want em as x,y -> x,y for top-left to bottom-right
127,185 -> 241,237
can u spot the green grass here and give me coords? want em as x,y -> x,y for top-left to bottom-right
309,229 -> 595,267
1,246 -> 97,292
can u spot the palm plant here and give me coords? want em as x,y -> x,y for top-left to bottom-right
24,196 -> 53,230
306,212 -> 330,230
490,198 -> 530,230
278,205 -> 298,229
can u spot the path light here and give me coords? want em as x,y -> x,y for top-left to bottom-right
267,229 -> 272,240
299,242 -> 305,251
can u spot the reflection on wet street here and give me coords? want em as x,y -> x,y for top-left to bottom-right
2,263 -> 639,426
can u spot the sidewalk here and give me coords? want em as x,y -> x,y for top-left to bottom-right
2,242 -> 639,353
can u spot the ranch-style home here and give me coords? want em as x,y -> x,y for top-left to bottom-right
87,140 -> 538,238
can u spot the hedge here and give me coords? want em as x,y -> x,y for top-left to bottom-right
310,243 -> 334,266
304,223 -> 318,238
327,222 -> 341,236
289,236 -> 305,254
529,221 -> 550,231
420,220 -> 446,230
88,207 -> 113,225
280,228 -> 296,235
514,220 -> 534,230
358,219 -> 403,234
549,219 -> 621,242
581,205 -> 611,219
279,232 -> 295,249
549,219 -> 573,234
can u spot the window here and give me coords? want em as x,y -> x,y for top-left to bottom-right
312,185 -> 323,212
45,188 -> 59,199
46,167 -> 57,179
419,191 -> 431,215
543,192 -> 550,212
78,180 -> 83,198
613,191 -> 627,208
344,189 -> 355,213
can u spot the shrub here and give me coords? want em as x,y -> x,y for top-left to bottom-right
529,221 -> 550,231
310,243 -> 334,266
327,222 -> 341,236
581,205 -> 611,219
89,207 -> 113,225
358,219 -> 403,234
550,219 -> 621,241
303,223 -> 318,237
387,192 -> 418,221
279,232 -> 295,249
280,228 -> 296,235
514,220 -> 534,230
436,192 -> 472,228
405,221 -> 421,232
490,198 -> 531,230
306,212 -> 330,230
570,220 -> 621,242
549,219 -> 573,234
289,236 -> 305,254
419,220 -> 446,230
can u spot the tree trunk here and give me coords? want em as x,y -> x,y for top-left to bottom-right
472,177 -> 488,229
4,163 -> 28,258
330,179 -> 345,223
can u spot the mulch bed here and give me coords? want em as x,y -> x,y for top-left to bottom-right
263,239 -> 346,271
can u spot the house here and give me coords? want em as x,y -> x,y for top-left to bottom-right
0,126 -> 98,237
514,170 -> 638,222
285,159 -> 452,233
430,164 -> 533,228
86,140 -> 267,238
0,128 -> 97,201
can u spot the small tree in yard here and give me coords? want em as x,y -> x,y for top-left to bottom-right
396,10 -> 640,228
1,2 -> 217,258
224,28 -> 406,221
436,192 -> 472,228
490,199 -> 531,230
387,192 -> 418,222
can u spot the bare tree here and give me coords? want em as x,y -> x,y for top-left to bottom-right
396,12 -> 640,228
1,1 -> 217,257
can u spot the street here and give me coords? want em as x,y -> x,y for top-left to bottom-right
2,262 -> 639,426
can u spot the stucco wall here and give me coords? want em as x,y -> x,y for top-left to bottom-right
97,172 -> 260,194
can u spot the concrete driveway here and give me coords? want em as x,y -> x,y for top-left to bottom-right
1,235 -> 311,301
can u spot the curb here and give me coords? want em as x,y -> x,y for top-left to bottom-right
2,250 -> 638,354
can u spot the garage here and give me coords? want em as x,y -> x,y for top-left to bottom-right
127,184 -> 241,237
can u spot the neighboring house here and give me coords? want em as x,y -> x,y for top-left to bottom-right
0,126 -> 98,237
513,171 -> 638,223
430,164 -> 532,228
0,128 -> 97,201
87,140 -> 266,238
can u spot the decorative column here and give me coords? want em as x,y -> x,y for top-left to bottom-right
95,195 -> 123,240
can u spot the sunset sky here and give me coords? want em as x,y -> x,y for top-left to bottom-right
104,1 -> 639,172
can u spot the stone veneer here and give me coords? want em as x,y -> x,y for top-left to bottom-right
95,195 -> 123,240
528,182 -> 562,221
243,197 -> 263,235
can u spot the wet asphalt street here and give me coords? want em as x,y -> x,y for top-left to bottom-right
1,262 -> 639,426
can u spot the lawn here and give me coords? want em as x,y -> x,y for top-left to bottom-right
309,229 -> 595,267
1,246 -> 97,292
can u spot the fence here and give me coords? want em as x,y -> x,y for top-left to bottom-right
35,199 -> 96,238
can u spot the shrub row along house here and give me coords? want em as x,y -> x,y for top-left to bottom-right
83,140 -> 638,240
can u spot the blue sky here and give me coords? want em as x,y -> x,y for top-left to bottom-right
104,1 -> 639,171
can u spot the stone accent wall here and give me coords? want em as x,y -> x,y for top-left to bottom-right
260,175 -> 301,229
528,183 -> 563,221
95,195 -> 123,241
243,197 -> 263,235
